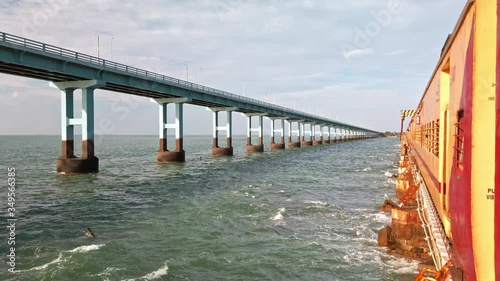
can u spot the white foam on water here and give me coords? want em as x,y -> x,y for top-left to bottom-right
67,244 -> 105,253
271,213 -> 283,220
18,243 -> 106,272
93,267 -> 125,279
304,200 -> 327,206
370,212 -> 391,224
384,171 -> 396,178
17,253 -> 64,272
140,264 -> 169,280
124,263 -> 169,281
384,256 -> 420,274
271,208 -> 285,221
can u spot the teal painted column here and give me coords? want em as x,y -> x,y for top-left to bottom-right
269,118 -> 285,150
154,98 -> 189,163
60,88 -> 75,158
82,87 -> 95,159
51,79 -> 105,174
245,113 -> 265,152
210,107 -> 237,156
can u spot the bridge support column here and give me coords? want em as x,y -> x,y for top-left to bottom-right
211,107 -> 237,156
245,114 -> 265,153
302,123 -> 313,146
313,125 -> 322,145
270,118 -> 285,150
323,126 -> 331,144
287,120 -> 301,148
52,80 -> 105,174
154,98 -> 190,163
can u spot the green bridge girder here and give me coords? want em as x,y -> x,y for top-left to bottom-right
0,31 -> 379,135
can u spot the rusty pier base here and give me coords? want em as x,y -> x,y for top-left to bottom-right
377,141 -> 430,260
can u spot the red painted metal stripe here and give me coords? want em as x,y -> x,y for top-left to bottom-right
495,1 -> 500,279
449,21 -> 476,281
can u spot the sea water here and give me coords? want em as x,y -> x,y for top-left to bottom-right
0,136 -> 417,280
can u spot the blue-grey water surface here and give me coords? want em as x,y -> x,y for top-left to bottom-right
0,136 -> 417,280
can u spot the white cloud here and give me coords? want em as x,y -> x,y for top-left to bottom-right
343,48 -> 374,59
0,0 -> 468,134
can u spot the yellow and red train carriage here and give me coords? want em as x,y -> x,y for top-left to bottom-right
405,0 -> 498,280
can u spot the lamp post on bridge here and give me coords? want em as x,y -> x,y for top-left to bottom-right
198,67 -> 203,84
94,33 -> 100,59
111,36 -> 114,60
184,64 -> 189,82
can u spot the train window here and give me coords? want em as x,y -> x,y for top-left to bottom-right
454,110 -> 465,169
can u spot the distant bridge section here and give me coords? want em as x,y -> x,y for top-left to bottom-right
0,31 -> 380,174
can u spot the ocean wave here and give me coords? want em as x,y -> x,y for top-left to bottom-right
355,167 -> 372,172
67,244 -> 105,253
140,264 -> 169,280
304,200 -> 328,206
124,263 -> 169,281
271,208 -> 286,221
17,244 -> 105,272
19,253 -> 64,272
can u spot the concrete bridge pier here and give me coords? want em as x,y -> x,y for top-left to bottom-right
270,118 -> 286,150
211,107 -> 237,156
155,98 -> 189,163
245,113 -> 265,153
323,126 -> 331,144
302,123 -> 313,146
287,120 -> 301,148
313,125 -> 322,146
52,80 -> 105,174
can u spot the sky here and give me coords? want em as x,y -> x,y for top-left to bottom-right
0,0 -> 464,135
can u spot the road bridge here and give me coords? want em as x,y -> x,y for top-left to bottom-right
0,31 -> 380,174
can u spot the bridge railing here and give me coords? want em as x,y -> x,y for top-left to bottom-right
0,31 -> 370,131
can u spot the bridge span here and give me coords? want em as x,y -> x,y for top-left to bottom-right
0,31 -> 379,174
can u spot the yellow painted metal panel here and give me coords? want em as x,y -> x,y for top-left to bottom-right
472,0 -> 496,280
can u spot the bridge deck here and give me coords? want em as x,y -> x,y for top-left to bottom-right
0,31 -> 376,133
